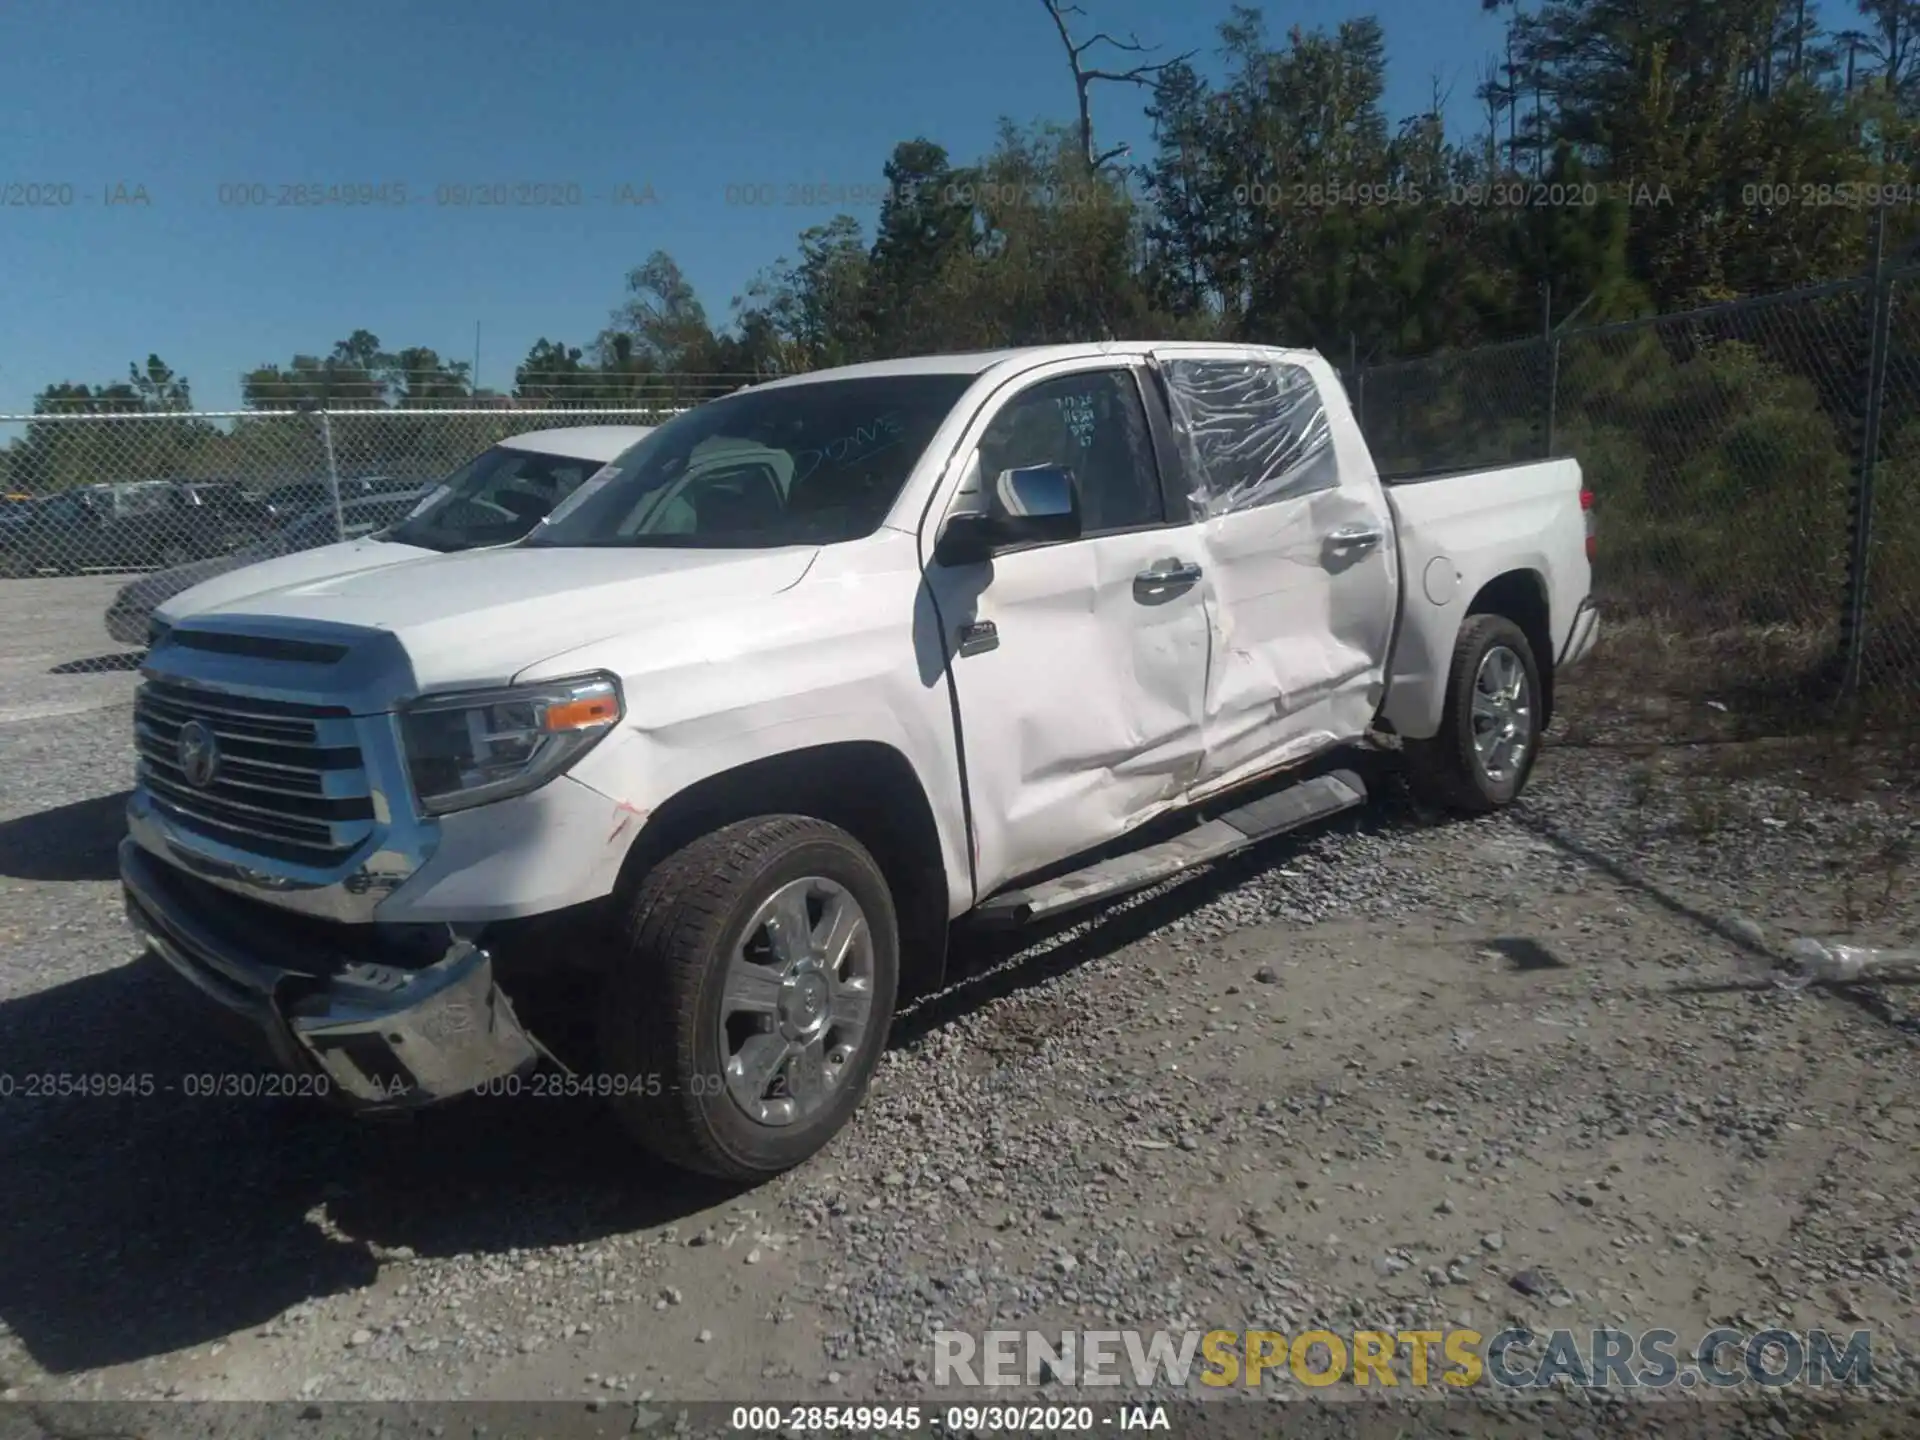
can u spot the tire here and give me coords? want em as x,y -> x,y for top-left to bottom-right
1404,613 -> 1544,814
599,815 -> 899,1180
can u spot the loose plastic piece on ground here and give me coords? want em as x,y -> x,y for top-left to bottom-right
1783,936 -> 1920,988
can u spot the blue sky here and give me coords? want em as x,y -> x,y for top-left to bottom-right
0,0 -> 1511,415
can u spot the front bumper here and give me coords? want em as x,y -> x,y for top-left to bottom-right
121,838 -> 539,1107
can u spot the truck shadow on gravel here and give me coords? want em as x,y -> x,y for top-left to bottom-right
0,951 -> 741,1376
0,790 -> 129,883
0,757 -> 1445,1377
905,761 -> 1433,1045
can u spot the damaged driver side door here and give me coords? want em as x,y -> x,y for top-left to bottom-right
922,360 -> 1213,902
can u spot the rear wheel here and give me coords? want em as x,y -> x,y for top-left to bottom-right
599,815 -> 898,1180
1405,613 -> 1543,814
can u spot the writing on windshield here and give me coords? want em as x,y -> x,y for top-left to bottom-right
792,413 -> 907,485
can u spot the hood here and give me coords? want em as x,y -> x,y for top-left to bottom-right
151,538 -> 435,625
181,543 -> 819,690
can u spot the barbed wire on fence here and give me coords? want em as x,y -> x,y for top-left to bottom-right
19,374 -> 758,416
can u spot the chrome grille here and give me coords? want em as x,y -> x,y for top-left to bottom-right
134,679 -> 374,868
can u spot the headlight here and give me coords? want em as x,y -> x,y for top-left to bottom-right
399,672 -> 623,815
147,618 -> 172,649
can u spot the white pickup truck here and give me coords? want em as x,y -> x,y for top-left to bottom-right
119,343 -> 1598,1179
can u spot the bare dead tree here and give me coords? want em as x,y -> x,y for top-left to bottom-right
1039,0 -> 1197,173
1475,57 -> 1506,174
1837,27 -> 1870,91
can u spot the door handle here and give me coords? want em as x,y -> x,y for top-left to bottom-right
1135,557 -> 1203,586
1325,525 -> 1384,555
956,619 -> 999,656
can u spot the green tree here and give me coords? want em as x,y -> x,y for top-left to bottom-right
243,331 -> 393,408
17,354 -> 214,491
603,251 -> 722,371
1139,57 -> 1243,322
861,139 -> 980,354
940,122 -> 1156,347
388,347 -> 472,406
513,338 -> 597,402
737,216 -> 874,371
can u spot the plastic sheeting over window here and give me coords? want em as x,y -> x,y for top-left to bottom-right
1161,359 -> 1337,519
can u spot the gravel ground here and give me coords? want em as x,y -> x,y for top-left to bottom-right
1,580 -> 1917,1436
0,574 -> 143,726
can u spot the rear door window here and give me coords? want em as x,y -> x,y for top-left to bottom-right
1161,358 -> 1337,518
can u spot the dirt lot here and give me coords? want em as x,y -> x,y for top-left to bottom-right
0,577 -> 1916,1434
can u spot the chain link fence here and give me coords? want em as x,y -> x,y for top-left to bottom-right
1349,275 -> 1920,727
0,399 -> 729,577
3,319 -> 1915,725
1354,336 -> 1549,481
1861,272 -> 1920,705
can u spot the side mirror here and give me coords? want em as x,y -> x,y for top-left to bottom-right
932,512 -> 999,567
933,463 -> 1081,566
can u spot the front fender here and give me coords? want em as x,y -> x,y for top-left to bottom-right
569,694 -> 972,920
522,533 -> 975,919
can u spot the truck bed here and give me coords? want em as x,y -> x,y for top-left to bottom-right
1378,456 -> 1594,741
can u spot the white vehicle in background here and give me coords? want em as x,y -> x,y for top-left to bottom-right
118,426 -> 653,646
120,344 -> 1598,1182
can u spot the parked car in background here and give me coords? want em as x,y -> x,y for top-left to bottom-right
257,474 -> 421,523
119,343 -> 1597,1180
0,495 -> 33,537
142,426 -> 652,643
106,487 -> 430,645
174,481 -> 278,528
0,480 -> 277,576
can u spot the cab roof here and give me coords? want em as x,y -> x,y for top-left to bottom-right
744,342 -> 1326,392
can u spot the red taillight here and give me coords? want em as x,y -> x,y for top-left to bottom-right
1579,488 -> 1595,509
1581,488 -> 1597,560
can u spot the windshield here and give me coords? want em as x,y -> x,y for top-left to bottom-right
527,374 -> 975,549
384,443 -> 618,552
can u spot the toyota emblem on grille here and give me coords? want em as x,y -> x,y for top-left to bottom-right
176,720 -> 221,789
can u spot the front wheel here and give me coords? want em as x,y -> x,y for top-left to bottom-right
599,815 -> 899,1180
1404,613 -> 1543,813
